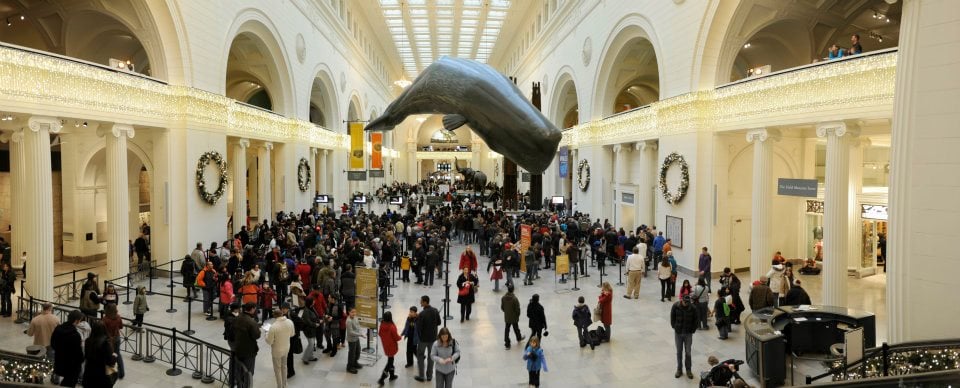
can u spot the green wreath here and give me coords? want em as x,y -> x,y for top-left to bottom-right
659,152 -> 689,205
577,159 -> 591,191
297,157 -> 311,192
196,151 -> 228,205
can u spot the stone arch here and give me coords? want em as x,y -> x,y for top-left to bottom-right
549,67 -> 580,129
592,14 -> 664,119
307,63 -> 340,129
222,9 -> 296,117
78,138 -> 155,188
346,93 -> 363,123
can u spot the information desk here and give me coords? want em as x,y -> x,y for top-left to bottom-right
743,305 -> 876,387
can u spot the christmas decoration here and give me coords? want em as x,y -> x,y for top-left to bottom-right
577,159 -> 591,192
196,151 -> 228,205
659,152 -> 689,205
297,157 -> 311,192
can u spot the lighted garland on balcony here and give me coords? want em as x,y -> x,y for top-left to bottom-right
0,358 -> 52,384
297,157 -> 311,192
659,152 -> 689,205
196,151 -> 228,205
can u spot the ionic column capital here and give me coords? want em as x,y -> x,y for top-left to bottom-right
236,138 -> 251,149
322,148 -> 330,156
260,142 -> 274,151
635,140 -> 657,152
746,128 -> 780,143
97,124 -> 135,139
816,122 -> 860,138
0,129 -> 21,144
27,116 -> 62,134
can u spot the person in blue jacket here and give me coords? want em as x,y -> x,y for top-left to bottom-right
523,335 -> 548,387
400,306 -> 419,368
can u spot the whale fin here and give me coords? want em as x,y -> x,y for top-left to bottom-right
365,115 -> 396,132
442,114 -> 468,131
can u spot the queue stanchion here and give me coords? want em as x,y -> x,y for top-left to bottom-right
168,260 -> 175,289
166,328 -> 182,376
69,269 -> 80,300
598,256 -> 604,288
616,256 -> 625,286
166,283 -> 178,313
442,241 -> 453,324
572,269 -> 580,291
123,273 -> 133,305
183,296 -> 195,335
147,263 -> 154,295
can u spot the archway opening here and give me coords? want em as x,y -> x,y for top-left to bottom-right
226,32 -> 285,113
597,33 -> 660,116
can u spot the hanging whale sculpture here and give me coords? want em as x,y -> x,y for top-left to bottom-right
365,56 -> 562,174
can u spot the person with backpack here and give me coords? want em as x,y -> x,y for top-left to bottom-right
571,296 -> 592,348
79,280 -> 101,319
429,327 -> 460,388
694,277 -> 710,330
712,289 -> 732,340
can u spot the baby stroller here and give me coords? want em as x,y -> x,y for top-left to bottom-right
586,322 -> 607,350
699,359 -> 745,388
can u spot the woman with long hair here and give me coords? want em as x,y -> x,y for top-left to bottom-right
82,320 -> 118,387
658,259 -> 673,302
101,304 -> 125,379
430,327 -> 460,388
598,282 -> 613,341
377,311 -> 401,386
456,268 -> 479,322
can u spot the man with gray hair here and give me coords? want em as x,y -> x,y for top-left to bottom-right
623,245 -> 646,299
28,303 -> 59,361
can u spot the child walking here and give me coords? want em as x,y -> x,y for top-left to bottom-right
523,336 -> 548,387
133,286 -> 149,328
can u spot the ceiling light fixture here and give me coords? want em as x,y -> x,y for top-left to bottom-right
19,15 -> 24,20
743,43 -> 751,49
1,115 -> 14,121
82,121 -> 88,127
394,79 -> 412,88
6,18 -> 10,27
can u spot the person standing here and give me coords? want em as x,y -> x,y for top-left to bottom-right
698,247 -> 712,292
598,282 -> 613,341
783,279 -> 812,306
301,298 -> 320,365
377,311 -> 401,386
766,264 -> 788,307
670,295 -> 699,380
430,327 -> 460,388
667,251 -> 678,298
658,259 -> 673,302
199,261 -> 218,317
526,294 -> 547,340
651,232 -> 665,269
234,302 -> 261,381
458,245 -> 478,275
850,33 -> 863,54
748,277 -> 775,311
401,306 -> 419,368
719,268 -> 744,324
266,309 -> 295,388
693,277 -> 710,330
51,310 -> 85,387
322,293 -> 342,356
0,262 -> 16,317
101,304 -> 125,380
624,246 -> 645,299
132,286 -> 148,328
523,336 -> 548,388
456,268 -> 478,322
414,295 -> 441,382
82,320 -> 118,388
345,308 -> 366,374
27,303 -> 59,363
713,289 -> 732,340
571,296 -> 592,348
501,284 -> 524,349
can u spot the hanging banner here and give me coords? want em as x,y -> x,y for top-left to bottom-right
520,224 -> 532,271
349,122 -> 365,169
558,147 -> 568,178
371,132 -> 383,169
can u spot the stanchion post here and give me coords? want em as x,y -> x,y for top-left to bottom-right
616,257 -> 624,286
572,270 -> 580,291
598,257 -> 604,288
168,260 -> 175,289
147,263 -> 154,296
166,328 -> 182,376
123,273 -> 133,305
442,240 -> 453,323
166,284 -> 177,313
184,296 -> 195,335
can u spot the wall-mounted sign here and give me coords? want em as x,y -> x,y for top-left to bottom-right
558,147 -> 569,178
806,200 -> 824,214
369,169 -> 385,178
777,178 -> 819,197
665,215 -> 683,249
621,192 -> 635,204
521,172 -> 531,182
861,204 -> 888,220
347,171 -> 367,181
315,194 -> 331,204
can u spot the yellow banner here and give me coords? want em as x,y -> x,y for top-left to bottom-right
371,132 -> 383,169
555,254 -> 569,274
349,122 -> 365,169
355,267 -> 378,329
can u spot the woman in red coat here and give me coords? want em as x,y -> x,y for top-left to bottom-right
599,281 -> 613,342
378,311 -> 401,386
458,245 -> 478,274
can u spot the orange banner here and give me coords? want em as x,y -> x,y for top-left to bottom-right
520,224 -> 532,271
371,132 -> 383,170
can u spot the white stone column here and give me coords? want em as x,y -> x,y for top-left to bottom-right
319,149 -> 329,193
635,141 -> 657,225
817,122 -> 858,307
746,129 -> 779,276
1,131 -> 24,272
311,148 -> 319,195
23,117 -> 60,300
99,124 -> 135,283
407,141 -> 418,183
233,139 -> 249,234
257,142 -> 273,224
613,144 -> 631,185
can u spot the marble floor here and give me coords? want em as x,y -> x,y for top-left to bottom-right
0,210 -> 889,387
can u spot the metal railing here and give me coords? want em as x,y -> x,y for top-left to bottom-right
15,294 -> 235,386
807,339 -> 960,384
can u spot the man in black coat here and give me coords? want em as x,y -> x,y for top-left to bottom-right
526,293 -> 547,340
670,295 -> 699,380
783,280 -> 812,306
414,295 -> 441,382
50,310 -> 85,387
234,302 -> 261,379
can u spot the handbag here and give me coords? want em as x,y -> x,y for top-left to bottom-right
592,302 -> 602,322
106,363 -> 119,384
458,286 -> 470,296
291,336 -> 304,354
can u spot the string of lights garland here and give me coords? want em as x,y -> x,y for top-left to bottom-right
297,157 -> 311,192
659,152 -> 689,205
196,151 -> 228,205
829,347 -> 960,382
0,357 -> 52,384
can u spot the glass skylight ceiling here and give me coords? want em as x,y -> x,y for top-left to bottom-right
379,0 -> 512,79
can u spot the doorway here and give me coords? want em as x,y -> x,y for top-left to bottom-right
730,217 -> 751,271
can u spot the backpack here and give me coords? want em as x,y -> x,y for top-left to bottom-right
195,269 -> 206,288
